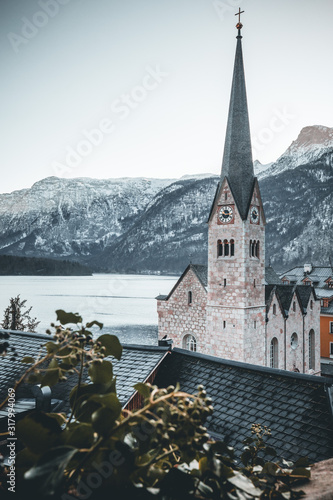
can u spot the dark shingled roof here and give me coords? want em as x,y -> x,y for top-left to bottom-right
220,35 -> 254,220
265,284 -> 316,317
154,348 -> 333,463
280,266 -> 333,289
265,266 -> 282,285
0,330 -> 169,413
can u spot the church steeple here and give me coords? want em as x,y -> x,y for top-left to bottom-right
221,17 -> 254,220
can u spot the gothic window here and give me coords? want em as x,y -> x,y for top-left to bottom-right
309,329 -> 315,370
217,239 -> 223,257
230,239 -> 235,256
249,240 -> 252,257
224,239 -> 229,256
270,338 -> 278,368
291,332 -> 298,349
256,241 -> 260,258
273,304 -> 277,315
183,334 -> 197,352
251,241 -> 255,257
188,291 -> 192,305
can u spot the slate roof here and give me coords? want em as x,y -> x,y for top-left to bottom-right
280,266 -> 333,289
265,284 -> 316,317
265,266 -> 282,285
0,330 -> 169,413
154,348 -> 333,463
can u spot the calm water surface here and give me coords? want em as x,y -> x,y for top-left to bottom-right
0,274 -> 178,345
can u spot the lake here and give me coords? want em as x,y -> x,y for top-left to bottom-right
0,274 -> 178,345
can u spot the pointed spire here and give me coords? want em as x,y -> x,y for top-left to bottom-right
221,18 -> 254,220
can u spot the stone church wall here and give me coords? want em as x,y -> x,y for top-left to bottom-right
157,268 -> 207,351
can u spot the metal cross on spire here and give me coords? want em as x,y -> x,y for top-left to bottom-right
235,7 -> 244,36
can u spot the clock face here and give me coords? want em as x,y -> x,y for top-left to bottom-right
250,206 -> 259,224
218,205 -> 234,224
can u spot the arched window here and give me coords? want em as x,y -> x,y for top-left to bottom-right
291,332 -> 298,349
183,334 -> 197,352
224,239 -> 229,256
251,241 -> 255,257
249,240 -> 252,257
256,241 -> 260,258
230,239 -> 235,256
309,329 -> 315,369
273,304 -> 277,315
270,338 -> 278,368
188,291 -> 192,305
217,239 -> 223,257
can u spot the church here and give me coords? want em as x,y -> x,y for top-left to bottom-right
156,17 -> 320,374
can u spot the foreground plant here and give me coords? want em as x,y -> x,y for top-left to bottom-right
0,311 -> 310,499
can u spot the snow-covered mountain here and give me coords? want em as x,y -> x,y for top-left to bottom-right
0,125 -> 332,272
258,125 -> 333,179
0,177 -> 175,259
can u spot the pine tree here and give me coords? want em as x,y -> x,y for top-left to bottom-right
1,295 -> 40,332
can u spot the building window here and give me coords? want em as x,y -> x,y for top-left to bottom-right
224,278 -> 227,287
224,239 -> 229,256
253,279 -> 256,288
217,239 -> 223,257
330,342 -> 333,357
330,322 -> 333,334
309,329 -> 315,370
188,291 -> 192,305
291,332 -> 298,349
270,338 -> 278,368
310,300 -> 313,310
225,191 -> 227,201
250,240 -> 260,258
183,334 -> 196,352
293,301 -> 296,312
223,321 -> 226,329
230,239 -> 235,256
273,304 -> 277,315
254,320 -> 256,329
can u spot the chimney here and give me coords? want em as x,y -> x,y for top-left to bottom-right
304,263 -> 312,274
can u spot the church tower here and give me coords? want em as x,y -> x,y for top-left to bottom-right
206,17 -> 266,364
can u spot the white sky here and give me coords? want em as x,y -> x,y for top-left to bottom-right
1,0 -> 333,194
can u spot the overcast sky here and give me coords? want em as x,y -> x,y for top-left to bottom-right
1,0 -> 332,194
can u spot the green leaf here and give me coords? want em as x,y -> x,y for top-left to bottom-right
294,457 -> 310,467
24,446 -> 77,495
88,360 -> 113,384
45,341 -> 59,354
41,359 -> 60,387
86,320 -> 103,330
290,467 -> 311,479
64,423 -> 95,448
75,398 -> 102,423
91,406 -> 119,436
262,462 -> 279,475
265,446 -> 277,457
21,356 -> 35,364
55,310 -> 82,325
97,334 -> 122,360
89,393 -> 122,420
16,412 -> 62,455
133,382 -> 151,399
